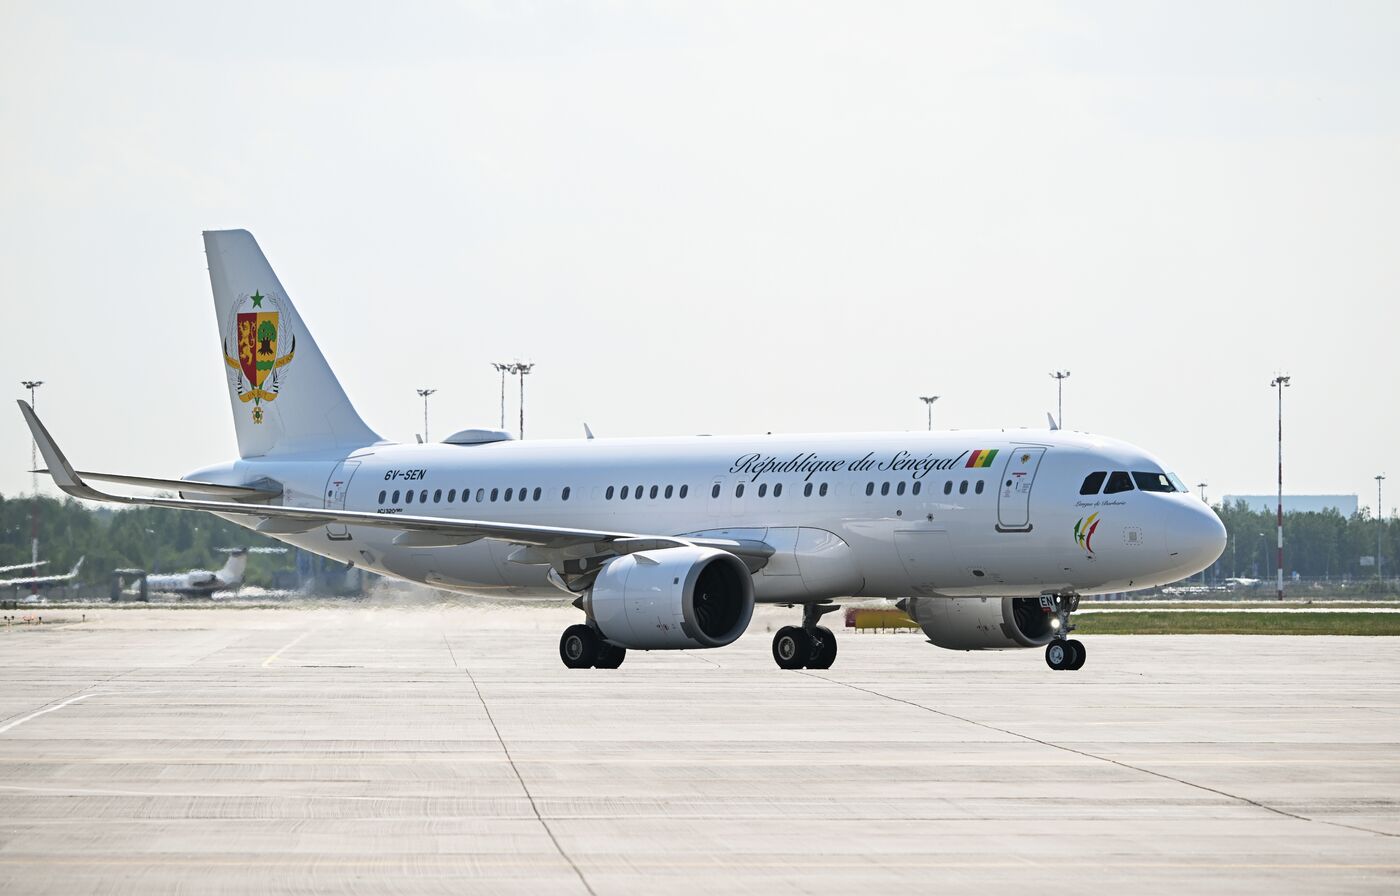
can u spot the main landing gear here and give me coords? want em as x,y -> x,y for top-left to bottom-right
559,624 -> 627,669
772,603 -> 840,670
1041,592 -> 1086,671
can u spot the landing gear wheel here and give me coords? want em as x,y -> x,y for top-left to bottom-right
560,624 -> 601,669
807,626 -> 838,669
772,626 -> 812,670
1045,640 -> 1071,671
594,642 -> 627,669
1066,639 -> 1086,670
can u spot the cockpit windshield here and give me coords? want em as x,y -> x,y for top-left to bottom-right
1132,471 -> 1177,493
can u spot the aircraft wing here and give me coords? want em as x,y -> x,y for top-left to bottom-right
18,401 -> 773,569
0,561 -> 46,575
0,557 -> 82,587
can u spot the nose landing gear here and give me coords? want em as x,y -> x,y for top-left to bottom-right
1041,592 -> 1086,671
772,603 -> 841,670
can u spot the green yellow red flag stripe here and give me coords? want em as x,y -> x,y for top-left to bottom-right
966,448 -> 999,469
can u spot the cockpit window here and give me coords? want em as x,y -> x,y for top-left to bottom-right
1133,471 -> 1176,493
1168,472 -> 1188,493
1079,471 -> 1107,495
1103,471 -> 1135,494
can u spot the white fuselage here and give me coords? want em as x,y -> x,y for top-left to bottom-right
190,428 -> 1225,601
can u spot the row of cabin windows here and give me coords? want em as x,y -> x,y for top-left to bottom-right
1079,470 -> 1179,496
604,484 -> 691,501
377,485 -> 574,506
378,477 -> 987,506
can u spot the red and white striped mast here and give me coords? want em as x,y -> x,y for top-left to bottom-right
1270,375 -> 1291,600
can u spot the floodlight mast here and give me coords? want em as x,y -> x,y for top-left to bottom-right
1271,375 -> 1291,600
20,380 -> 42,567
491,363 -> 511,429
512,362 -> 535,439
919,396 -> 939,431
416,388 -> 436,442
1049,371 -> 1070,427
1378,474 -> 1387,584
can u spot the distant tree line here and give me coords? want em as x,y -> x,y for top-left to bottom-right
0,496 -> 296,587
1213,500 -> 1395,582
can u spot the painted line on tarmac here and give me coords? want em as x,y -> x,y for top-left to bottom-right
261,631 -> 315,668
0,693 -> 100,735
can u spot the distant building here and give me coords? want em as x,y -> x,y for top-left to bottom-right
1221,494 -> 1359,515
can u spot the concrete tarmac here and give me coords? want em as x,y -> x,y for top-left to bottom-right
0,605 -> 1397,894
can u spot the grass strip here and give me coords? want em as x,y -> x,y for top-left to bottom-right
1075,611 -> 1400,636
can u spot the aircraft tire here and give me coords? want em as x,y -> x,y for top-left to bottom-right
560,624 -> 601,669
594,642 -> 627,669
1045,640 -> 1071,671
807,626 -> 838,669
1067,639 -> 1086,670
772,626 -> 811,670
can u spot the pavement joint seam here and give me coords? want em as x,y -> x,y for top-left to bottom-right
0,668 -> 133,728
800,671 -> 1400,841
461,663 -> 598,896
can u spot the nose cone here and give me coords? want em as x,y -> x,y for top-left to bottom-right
1168,500 -> 1228,576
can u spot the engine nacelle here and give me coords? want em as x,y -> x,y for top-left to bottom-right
583,547 -> 754,650
900,596 -> 1054,650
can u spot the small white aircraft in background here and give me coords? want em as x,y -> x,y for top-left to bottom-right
141,547 -> 286,597
0,557 -> 84,593
20,230 -> 1226,672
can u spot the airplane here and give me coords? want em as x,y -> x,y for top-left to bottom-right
137,546 -> 287,597
19,229 -> 1226,671
0,557 -> 84,594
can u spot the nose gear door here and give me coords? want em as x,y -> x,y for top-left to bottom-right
323,460 -> 361,541
996,448 -> 1046,532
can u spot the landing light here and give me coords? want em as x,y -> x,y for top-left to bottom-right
1050,617 -> 1061,630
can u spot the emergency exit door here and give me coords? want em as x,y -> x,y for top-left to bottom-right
323,460 -> 361,541
996,448 -> 1046,532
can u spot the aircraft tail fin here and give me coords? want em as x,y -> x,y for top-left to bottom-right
204,230 -> 383,458
218,550 -> 249,586
68,557 -> 84,578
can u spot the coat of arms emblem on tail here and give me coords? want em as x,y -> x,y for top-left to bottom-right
222,290 -> 296,424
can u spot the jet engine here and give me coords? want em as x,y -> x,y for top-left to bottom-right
583,547 -> 754,650
899,596 -> 1054,650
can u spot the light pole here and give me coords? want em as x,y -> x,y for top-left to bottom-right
1271,375 -> 1290,600
1377,474 -> 1386,584
491,363 -> 512,430
919,396 -> 939,431
1197,482 -> 1208,503
20,380 -> 43,568
1049,370 -> 1070,428
20,380 -> 43,495
416,388 -> 436,442
512,362 -> 535,440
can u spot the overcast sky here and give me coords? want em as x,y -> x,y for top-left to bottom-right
1,1 -> 1396,512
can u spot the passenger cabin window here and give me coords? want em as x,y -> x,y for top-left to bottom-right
804,483 -> 813,497
650,485 -> 658,499
606,486 -> 615,500
504,488 -> 513,502
1133,472 -> 1176,493
959,480 -> 968,494
1080,471 -> 1107,495
896,481 -> 906,496
447,489 -> 456,502
679,485 -> 688,498
406,490 -> 414,504
434,489 -> 443,503
912,481 -> 921,496
758,483 -> 767,497
533,487 -> 542,501
736,484 -> 745,498
975,481 -> 985,495
635,485 -> 643,500
880,482 -> 890,496
392,490 -> 400,503
476,488 -> 485,502
774,483 -> 783,497
711,483 -> 721,498
865,482 -> 875,496
562,487 -> 571,501
1104,471 -> 1135,494
664,485 -> 673,499
378,490 -> 386,504
490,488 -> 499,502
819,483 -> 828,497
943,481 -> 952,495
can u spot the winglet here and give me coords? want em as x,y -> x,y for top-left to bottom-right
16,401 -> 107,501
583,423 -> 595,440
70,556 -> 85,576
1046,412 -> 1060,431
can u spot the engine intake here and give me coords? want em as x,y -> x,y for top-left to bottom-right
584,547 -> 755,650
900,596 -> 1054,650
